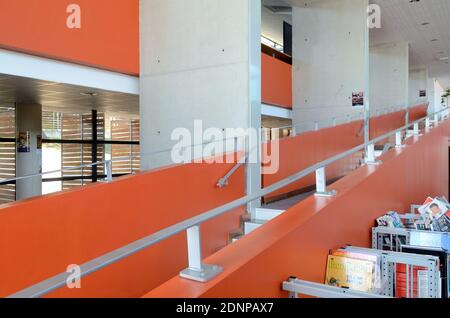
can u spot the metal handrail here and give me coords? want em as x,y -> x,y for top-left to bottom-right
7,107 -> 449,298
295,103 -> 426,133
0,156 -> 137,186
0,135 -> 246,187
217,155 -> 247,188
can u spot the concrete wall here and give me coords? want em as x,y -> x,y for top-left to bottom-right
140,0 -> 261,169
409,69 -> 428,106
292,0 -> 368,133
370,42 -> 409,113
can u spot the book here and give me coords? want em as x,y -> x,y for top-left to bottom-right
332,249 -> 382,291
325,255 -> 375,292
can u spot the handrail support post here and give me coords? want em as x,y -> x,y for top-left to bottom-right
314,167 -> 337,197
425,117 -> 431,130
413,122 -> 421,136
365,143 -> 381,165
395,131 -> 405,148
434,114 -> 439,126
180,225 -> 223,282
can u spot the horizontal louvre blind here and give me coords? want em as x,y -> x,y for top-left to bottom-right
111,119 -> 140,174
131,119 -> 140,173
111,119 -> 132,174
62,114 -> 82,190
0,106 -> 16,204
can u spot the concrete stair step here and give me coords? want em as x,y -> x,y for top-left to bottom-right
244,220 -> 267,235
255,207 -> 285,221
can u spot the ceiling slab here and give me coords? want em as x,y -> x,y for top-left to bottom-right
0,73 -> 139,117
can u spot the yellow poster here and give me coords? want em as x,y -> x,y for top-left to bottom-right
325,255 -> 374,292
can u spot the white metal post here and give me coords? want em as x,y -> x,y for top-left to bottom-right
367,143 -> 375,162
186,226 -> 202,271
106,160 -> 113,182
180,225 -> 222,282
314,167 -> 336,197
413,122 -> 420,136
425,117 -> 430,129
365,143 -> 380,165
314,121 -> 319,131
395,131 -> 404,148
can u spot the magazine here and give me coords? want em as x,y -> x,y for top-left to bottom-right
415,197 -> 450,232
325,255 -> 375,292
332,249 -> 382,291
376,211 -> 404,228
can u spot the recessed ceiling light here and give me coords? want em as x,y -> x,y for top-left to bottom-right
440,57 -> 449,61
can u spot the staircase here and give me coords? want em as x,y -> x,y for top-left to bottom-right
229,207 -> 286,243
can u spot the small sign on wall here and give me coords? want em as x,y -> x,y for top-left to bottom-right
17,132 -> 30,153
419,90 -> 427,97
352,91 -> 364,107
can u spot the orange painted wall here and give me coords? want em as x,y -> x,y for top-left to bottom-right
146,119 -> 450,298
409,103 -> 429,122
0,0 -> 139,75
0,160 -> 245,298
369,110 -> 405,141
261,53 -> 292,109
263,121 -> 364,200
262,104 -> 429,201
370,104 -> 428,140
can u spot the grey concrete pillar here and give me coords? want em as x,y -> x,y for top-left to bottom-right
16,103 -> 42,200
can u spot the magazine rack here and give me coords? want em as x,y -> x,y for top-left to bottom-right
372,203 -> 450,251
344,246 -> 441,298
283,247 -> 441,298
372,227 -> 450,252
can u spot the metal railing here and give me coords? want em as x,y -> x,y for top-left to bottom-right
0,135 -> 247,189
294,104 -> 418,134
7,107 -> 449,298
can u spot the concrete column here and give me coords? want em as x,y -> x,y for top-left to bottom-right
292,0 -> 369,134
140,0 -> 262,211
427,77 -> 436,114
370,42 -> 409,118
16,103 -> 42,200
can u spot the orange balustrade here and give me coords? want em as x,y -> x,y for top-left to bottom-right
0,159 -> 245,298
262,53 -> 292,109
262,104 -> 429,201
146,117 -> 449,298
370,104 -> 428,140
409,104 -> 429,122
0,0 -> 139,75
262,121 -> 364,201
